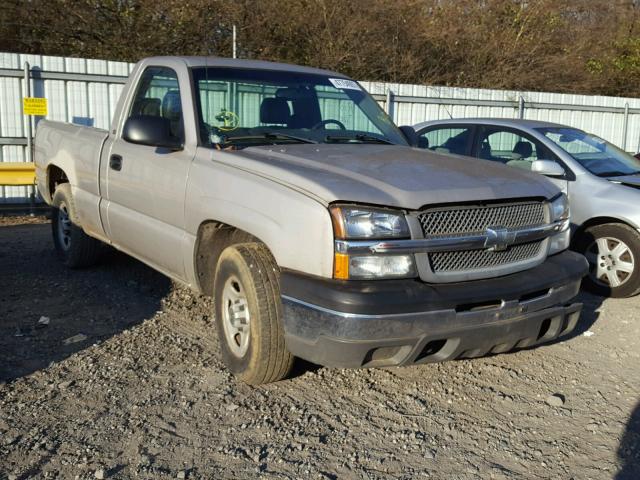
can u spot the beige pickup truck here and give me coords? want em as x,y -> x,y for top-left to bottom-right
35,56 -> 587,384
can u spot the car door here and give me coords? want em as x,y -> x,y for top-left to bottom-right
102,64 -> 196,279
415,125 -> 476,157
472,125 -> 569,194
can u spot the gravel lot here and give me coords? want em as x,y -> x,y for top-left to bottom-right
1,215 -> 638,479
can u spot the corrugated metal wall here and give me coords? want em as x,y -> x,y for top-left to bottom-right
0,53 -> 134,203
362,81 -> 640,153
2,51 -> 640,203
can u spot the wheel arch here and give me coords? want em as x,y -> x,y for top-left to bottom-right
193,219 -> 269,296
572,216 -> 640,248
43,164 -> 69,204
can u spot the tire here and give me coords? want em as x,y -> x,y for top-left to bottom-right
213,243 -> 294,385
574,223 -> 640,298
51,183 -> 102,268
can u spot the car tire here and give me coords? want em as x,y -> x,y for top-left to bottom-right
575,223 -> 640,298
213,243 -> 294,384
51,183 -> 102,268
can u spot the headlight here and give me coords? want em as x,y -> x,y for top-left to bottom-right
550,193 -> 569,223
549,193 -> 570,255
330,205 -> 410,240
330,205 -> 415,280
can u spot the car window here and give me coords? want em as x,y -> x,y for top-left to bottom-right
476,127 -> 554,171
418,127 -> 472,156
129,66 -> 184,142
539,127 -> 640,177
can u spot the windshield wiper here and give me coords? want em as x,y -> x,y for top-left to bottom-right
325,133 -> 394,145
224,132 -> 317,144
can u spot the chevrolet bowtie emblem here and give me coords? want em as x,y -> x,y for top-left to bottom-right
484,226 -> 517,252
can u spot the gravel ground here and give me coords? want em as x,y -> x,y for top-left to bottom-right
0,215 -> 638,479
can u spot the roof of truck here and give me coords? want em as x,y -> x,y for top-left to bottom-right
413,118 -> 571,130
143,56 -> 347,78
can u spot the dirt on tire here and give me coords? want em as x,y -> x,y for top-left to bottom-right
1,216 -> 639,479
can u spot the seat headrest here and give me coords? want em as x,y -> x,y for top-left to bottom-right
443,136 -> 465,155
133,98 -> 161,117
260,97 -> 291,124
512,141 -> 533,159
162,90 -> 182,121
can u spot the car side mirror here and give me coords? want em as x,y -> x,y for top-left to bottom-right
532,160 -> 565,177
122,115 -> 183,150
399,125 -> 418,147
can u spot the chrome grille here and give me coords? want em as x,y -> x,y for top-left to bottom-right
419,202 -> 546,237
430,241 -> 543,273
418,201 -> 548,277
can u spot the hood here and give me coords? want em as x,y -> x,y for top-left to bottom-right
607,174 -> 640,191
217,144 -> 560,209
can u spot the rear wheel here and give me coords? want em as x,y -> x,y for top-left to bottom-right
576,223 -> 640,298
213,243 -> 294,384
51,184 -> 102,268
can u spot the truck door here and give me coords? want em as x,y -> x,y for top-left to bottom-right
101,64 -> 195,279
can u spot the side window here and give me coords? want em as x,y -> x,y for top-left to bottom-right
129,67 -> 184,142
418,127 -> 472,156
476,128 -> 555,171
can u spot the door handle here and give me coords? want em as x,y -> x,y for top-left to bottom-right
109,154 -> 123,171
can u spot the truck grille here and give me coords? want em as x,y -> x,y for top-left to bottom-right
418,201 -> 548,276
430,241 -> 543,272
419,202 -> 546,237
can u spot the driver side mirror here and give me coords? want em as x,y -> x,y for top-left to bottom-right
122,115 -> 183,150
399,125 -> 418,147
532,160 -> 565,177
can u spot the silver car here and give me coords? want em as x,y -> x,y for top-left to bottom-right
413,118 -> 640,297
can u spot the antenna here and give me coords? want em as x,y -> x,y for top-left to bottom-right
232,25 -> 237,59
443,104 -> 453,119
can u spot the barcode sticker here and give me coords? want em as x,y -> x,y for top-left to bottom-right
328,78 -> 362,91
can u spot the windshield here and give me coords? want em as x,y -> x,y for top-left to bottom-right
191,67 -> 407,148
537,127 -> 640,177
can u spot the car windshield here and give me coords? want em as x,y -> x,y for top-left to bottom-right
537,127 -> 640,177
191,67 -> 407,148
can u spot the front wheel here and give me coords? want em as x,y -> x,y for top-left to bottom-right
213,243 -> 294,384
576,223 -> 640,298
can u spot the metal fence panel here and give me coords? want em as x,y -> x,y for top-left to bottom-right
2,51 -> 640,203
0,52 -> 133,203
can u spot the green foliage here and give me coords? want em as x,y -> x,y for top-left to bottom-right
612,38 -> 640,72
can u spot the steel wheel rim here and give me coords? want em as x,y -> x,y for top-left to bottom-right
585,236 -> 635,288
221,275 -> 251,357
57,204 -> 72,251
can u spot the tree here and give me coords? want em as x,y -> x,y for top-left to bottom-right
1,0 -> 639,97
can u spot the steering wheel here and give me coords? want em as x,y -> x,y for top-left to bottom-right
311,119 -> 346,130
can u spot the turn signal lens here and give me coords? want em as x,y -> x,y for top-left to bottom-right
333,253 -> 349,280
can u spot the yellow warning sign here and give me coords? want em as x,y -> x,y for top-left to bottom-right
23,97 -> 48,116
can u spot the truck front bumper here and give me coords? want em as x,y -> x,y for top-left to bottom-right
280,250 -> 588,368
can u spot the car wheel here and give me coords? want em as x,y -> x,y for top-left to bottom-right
213,243 -> 294,384
576,223 -> 640,298
51,183 -> 102,268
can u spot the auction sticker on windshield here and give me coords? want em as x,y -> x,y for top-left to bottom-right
329,78 -> 362,91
